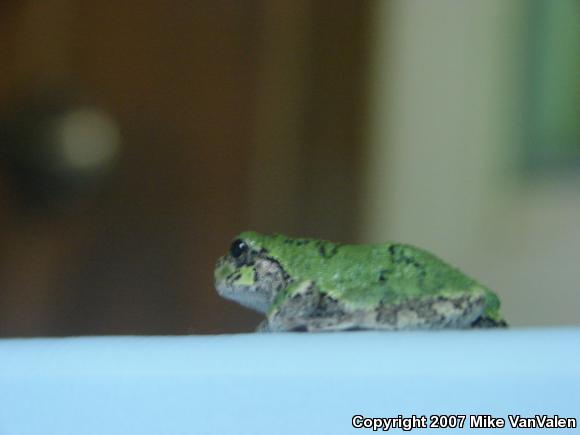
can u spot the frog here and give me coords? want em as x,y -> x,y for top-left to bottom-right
214,231 -> 507,332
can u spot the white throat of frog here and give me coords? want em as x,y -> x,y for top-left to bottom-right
216,282 -> 271,314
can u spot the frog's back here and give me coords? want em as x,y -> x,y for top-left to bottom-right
250,232 -> 474,295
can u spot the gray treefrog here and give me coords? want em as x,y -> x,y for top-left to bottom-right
214,231 -> 507,332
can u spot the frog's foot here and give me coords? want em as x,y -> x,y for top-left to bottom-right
264,281 -> 358,332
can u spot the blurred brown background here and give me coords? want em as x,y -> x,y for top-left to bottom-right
0,0 -> 371,335
0,0 -> 578,336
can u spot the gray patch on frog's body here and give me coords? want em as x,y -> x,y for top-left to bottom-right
264,284 -> 489,332
372,293 -> 486,330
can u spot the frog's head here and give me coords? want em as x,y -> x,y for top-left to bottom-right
214,232 -> 289,313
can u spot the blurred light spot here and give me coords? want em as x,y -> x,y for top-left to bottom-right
57,108 -> 120,171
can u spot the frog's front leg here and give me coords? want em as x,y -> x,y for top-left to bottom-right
262,281 -> 358,332
255,319 -> 271,332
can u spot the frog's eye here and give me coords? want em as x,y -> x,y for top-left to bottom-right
230,239 -> 248,259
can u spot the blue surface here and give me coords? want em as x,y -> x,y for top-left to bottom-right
0,328 -> 579,434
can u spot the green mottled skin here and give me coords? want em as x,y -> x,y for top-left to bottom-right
236,231 -> 503,323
